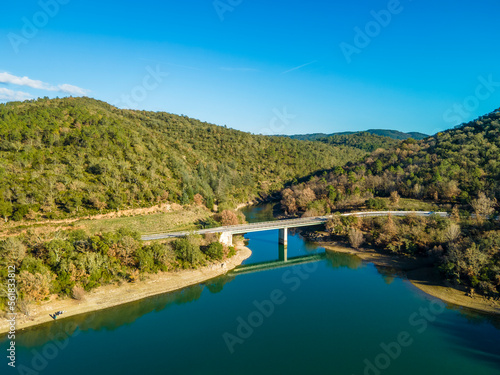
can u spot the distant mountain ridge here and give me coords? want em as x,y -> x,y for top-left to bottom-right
288,129 -> 429,141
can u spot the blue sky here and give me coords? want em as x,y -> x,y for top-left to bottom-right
1,0 -> 499,135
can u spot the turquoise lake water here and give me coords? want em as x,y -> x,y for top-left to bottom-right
2,204 -> 500,374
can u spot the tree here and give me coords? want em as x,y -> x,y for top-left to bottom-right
0,237 -> 26,266
281,188 -> 297,215
296,187 -> 316,210
389,190 -> 400,206
173,237 -> 205,266
444,223 -> 461,243
348,228 -> 364,249
220,210 -> 239,226
0,197 -> 13,222
110,236 -> 139,266
193,193 -> 204,206
471,192 -> 496,222
451,206 -> 460,222
326,214 -> 344,235
205,242 -> 224,260
18,270 -> 55,302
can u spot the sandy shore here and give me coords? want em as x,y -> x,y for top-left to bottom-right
320,241 -> 500,315
0,246 -> 252,335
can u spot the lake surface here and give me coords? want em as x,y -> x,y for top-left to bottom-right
2,204 -> 500,375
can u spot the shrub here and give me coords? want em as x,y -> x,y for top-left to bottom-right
366,198 -> 387,210
72,285 -> 86,301
0,237 -> 26,266
135,247 -> 156,273
173,237 -> 205,267
348,228 -> 364,249
204,242 -> 224,260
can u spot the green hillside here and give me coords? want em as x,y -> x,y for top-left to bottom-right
288,129 -> 429,142
0,97 -> 365,222
312,132 -> 399,152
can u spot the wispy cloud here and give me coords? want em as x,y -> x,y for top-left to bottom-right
0,88 -> 32,101
220,67 -> 259,72
281,60 -> 318,74
57,83 -> 89,96
0,72 -> 90,96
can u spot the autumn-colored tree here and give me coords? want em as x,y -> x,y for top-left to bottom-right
109,236 -> 139,266
471,192 -> 496,222
348,228 -> 364,249
296,187 -> 316,210
444,223 -> 461,243
376,214 -> 400,250
18,271 -> 55,302
281,188 -> 297,215
89,196 -> 107,211
390,190 -> 400,206
441,180 -> 461,201
0,237 -> 26,266
193,193 -> 204,206
220,210 -> 239,226
451,206 -> 460,222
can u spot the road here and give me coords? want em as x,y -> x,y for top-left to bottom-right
141,211 -> 449,241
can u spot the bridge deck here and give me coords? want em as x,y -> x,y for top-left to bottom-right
141,211 -> 449,241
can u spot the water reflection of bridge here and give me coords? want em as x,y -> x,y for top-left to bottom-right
230,253 -> 326,276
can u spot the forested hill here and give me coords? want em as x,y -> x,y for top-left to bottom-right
278,108 -> 500,298
304,132 -> 399,152
280,107 -> 500,213
288,129 -> 429,142
0,97 -> 365,221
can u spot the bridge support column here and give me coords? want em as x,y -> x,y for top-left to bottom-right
219,232 -> 233,247
279,228 -> 288,246
279,245 -> 288,262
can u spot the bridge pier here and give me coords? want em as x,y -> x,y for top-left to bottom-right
279,245 -> 288,262
279,227 -> 288,246
219,232 -> 233,247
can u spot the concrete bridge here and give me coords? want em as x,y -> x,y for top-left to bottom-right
141,211 -> 449,247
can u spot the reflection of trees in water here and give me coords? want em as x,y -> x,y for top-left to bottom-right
292,227 -> 324,252
439,301 -> 500,330
373,265 -> 405,285
10,318 -> 81,348
433,314 -> 500,370
204,274 -> 235,294
14,283 -> 208,347
324,251 -> 363,270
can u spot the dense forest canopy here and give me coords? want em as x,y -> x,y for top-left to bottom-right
311,132 -> 400,152
0,97 -> 366,221
287,129 -> 429,142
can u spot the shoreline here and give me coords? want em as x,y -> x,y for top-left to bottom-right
319,241 -> 500,315
0,245 -> 252,335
